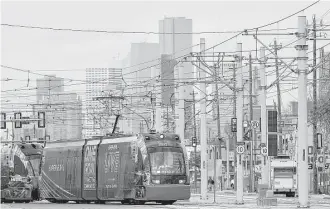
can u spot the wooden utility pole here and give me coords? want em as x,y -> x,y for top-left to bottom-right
272,39 -> 283,154
312,14 -> 318,194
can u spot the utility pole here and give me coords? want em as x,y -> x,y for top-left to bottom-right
176,62 -> 185,142
200,38 -> 208,200
166,106 -> 169,132
155,66 -> 162,133
312,14 -> 318,195
192,90 -> 197,191
273,39 -> 283,154
260,47 -> 269,185
226,129 -> 230,189
297,15 -> 309,208
233,59 -> 237,192
11,117 -> 15,143
249,53 -> 254,193
236,43 -> 244,204
151,67 -> 156,130
214,58 -> 222,192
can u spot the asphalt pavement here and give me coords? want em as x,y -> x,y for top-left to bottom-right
1,192 -> 330,209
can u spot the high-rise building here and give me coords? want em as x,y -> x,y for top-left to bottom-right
22,75 -> 84,142
122,43 -> 159,134
43,93 -> 82,141
159,17 -> 193,139
85,68 -> 123,138
36,75 -> 64,102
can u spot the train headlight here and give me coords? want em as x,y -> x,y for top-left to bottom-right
160,134 -> 165,139
179,179 -> 186,184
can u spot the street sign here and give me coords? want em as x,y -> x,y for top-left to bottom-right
308,164 -> 313,169
261,147 -> 268,156
236,145 -> 245,154
251,121 -> 260,129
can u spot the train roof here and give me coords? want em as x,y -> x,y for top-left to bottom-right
44,134 -> 135,149
44,133 -> 181,149
139,133 -> 181,142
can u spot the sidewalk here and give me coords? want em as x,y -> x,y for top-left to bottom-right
178,191 -> 257,206
180,191 -> 330,207
191,190 -> 256,196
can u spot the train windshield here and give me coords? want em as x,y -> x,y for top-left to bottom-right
274,167 -> 296,177
149,147 -> 185,175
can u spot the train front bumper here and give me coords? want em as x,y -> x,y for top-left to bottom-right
144,184 -> 191,201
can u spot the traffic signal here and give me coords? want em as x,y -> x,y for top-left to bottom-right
192,137 -> 197,147
317,133 -> 322,149
38,112 -> 45,128
14,112 -> 22,128
231,118 -> 237,132
1,113 -> 6,129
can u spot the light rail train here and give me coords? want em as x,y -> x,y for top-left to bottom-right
40,133 -> 190,205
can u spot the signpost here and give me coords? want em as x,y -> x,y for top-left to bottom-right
237,145 -> 245,154
261,147 -> 268,156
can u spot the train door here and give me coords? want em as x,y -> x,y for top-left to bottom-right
65,157 -> 73,196
82,140 -> 99,201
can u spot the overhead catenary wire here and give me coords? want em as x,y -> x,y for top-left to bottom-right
1,0 -> 324,122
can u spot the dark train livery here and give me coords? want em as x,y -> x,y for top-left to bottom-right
40,133 -> 190,205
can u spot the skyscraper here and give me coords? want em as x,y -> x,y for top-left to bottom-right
159,17 -> 193,139
122,43 -> 159,134
85,68 -> 123,138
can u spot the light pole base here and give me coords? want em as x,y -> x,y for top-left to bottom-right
235,201 -> 244,205
297,204 -> 310,208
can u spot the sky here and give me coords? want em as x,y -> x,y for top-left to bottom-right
1,0 -> 330,112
